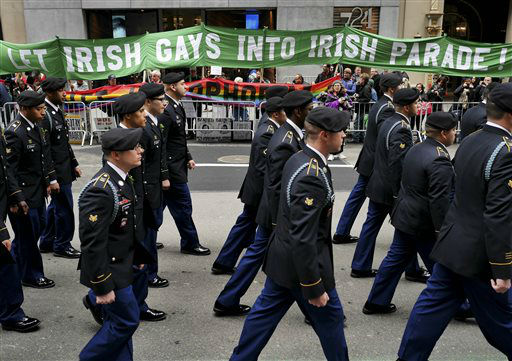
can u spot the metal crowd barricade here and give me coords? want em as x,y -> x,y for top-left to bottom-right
63,101 -> 89,146
414,101 -> 480,136
88,101 -> 118,145
1,102 -> 19,129
281,75 -> 317,84
181,99 -> 257,142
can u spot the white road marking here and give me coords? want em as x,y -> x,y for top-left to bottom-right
195,163 -> 354,168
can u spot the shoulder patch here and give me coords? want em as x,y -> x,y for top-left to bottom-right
436,146 -> 449,158
266,124 -> 275,134
282,131 -> 294,144
306,158 -> 319,176
93,173 -> 110,189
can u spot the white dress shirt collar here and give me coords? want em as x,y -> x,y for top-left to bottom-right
486,121 -> 512,137
19,113 -> 35,128
286,119 -> 304,140
306,144 -> 327,165
107,161 -> 128,180
45,98 -> 59,112
146,112 -> 158,127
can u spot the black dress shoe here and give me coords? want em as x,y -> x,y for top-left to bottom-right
332,234 -> 359,244
140,308 -> 167,322
1,317 -> 41,333
363,301 -> 397,315
83,295 -> 103,326
148,276 -> 169,288
156,242 -> 164,250
454,306 -> 474,321
181,245 -> 211,256
211,262 -> 235,275
405,268 -> 431,284
22,277 -> 55,289
350,269 -> 378,278
213,301 -> 251,316
53,247 -> 81,259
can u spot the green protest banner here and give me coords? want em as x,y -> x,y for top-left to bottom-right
1,25 -> 511,80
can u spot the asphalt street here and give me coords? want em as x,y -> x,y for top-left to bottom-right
1,141 -> 506,361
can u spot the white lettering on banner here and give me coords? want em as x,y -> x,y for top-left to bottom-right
106,45 -> 123,71
7,48 -> 27,70
281,37 -> 295,60
361,37 -> 378,62
75,47 -> 94,72
309,35 -> 318,57
334,33 -> 344,57
474,47 -> 490,70
390,42 -> 407,65
406,43 -> 421,66
247,36 -> 263,61
441,44 -> 454,68
317,35 -> 333,57
424,43 -> 440,67
265,37 -> 280,61
205,33 -> 221,59
456,46 -> 472,70
32,49 -> 48,71
237,36 -> 245,61
344,34 -> 360,59
19,49 -> 32,67
156,39 -> 173,62
175,36 -> 189,61
94,46 -> 106,72
63,47 -> 75,72
188,33 -> 202,59
125,43 -> 141,67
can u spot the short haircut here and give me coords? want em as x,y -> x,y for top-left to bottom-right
304,120 -> 322,140
424,125 -> 443,138
486,100 -> 507,120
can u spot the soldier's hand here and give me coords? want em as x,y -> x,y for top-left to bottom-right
187,160 -> 196,170
9,204 -> 18,214
162,179 -> 170,190
138,264 -> 145,270
308,292 -> 329,307
74,167 -> 82,177
491,279 -> 511,293
18,201 -> 29,215
2,239 -> 11,252
96,291 -> 115,305
50,182 -> 60,194
46,185 -> 51,197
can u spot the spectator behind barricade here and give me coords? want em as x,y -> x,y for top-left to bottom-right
250,70 -> 269,83
107,74 -> 117,86
353,66 -> 362,83
371,68 -> 382,97
292,74 -> 307,85
427,76 -> 447,112
313,64 -> 333,84
233,77 -> 248,121
26,75 -> 38,92
187,67 -> 201,82
411,83 -> 430,131
13,78 -> 27,100
453,77 -> 475,116
68,79 -> 89,92
474,76 -> 492,101
341,68 -> 357,96
324,81 -> 353,111
460,82 -> 498,140
368,79 -> 378,102
150,70 -> 162,84
353,73 -> 372,143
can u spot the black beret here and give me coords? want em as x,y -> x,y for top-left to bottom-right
102,128 -> 143,152
306,107 -> 351,132
113,93 -> 147,115
162,72 -> 185,84
17,91 -> 46,107
41,77 -> 67,92
282,90 -> 313,108
139,83 -> 164,99
489,82 -> 512,113
393,88 -> 420,106
379,73 -> 402,88
265,97 -> 284,113
264,85 -> 289,99
425,111 -> 457,130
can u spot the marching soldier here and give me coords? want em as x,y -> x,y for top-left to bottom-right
363,112 -> 457,314
333,73 -> 401,245
397,81 -> 512,361
257,86 -> 288,127
78,128 -> 154,361
350,88 -> 420,278
213,90 -> 313,316
460,82 -> 497,140
159,72 -> 210,256
139,83 -> 170,288
211,97 -> 287,275
38,77 -> 82,258
0,134 -> 40,332
230,107 -> 350,361
5,91 -> 55,288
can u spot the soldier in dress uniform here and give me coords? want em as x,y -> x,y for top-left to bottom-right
139,83 -> 170,288
158,72 -> 210,256
258,86 -> 289,127
350,88 -> 420,278
363,112 -> 456,315
397,82 -> 512,361
213,90 -> 313,317
0,134 -> 41,333
333,73 -> 402,245
212,97 -> 287,275
83,93 -> 166,325
5,91 -> 55,289
460,82 -> 497,140
230,107 -> 350,361
38,77 -> 82,259
78,127 -> 154,361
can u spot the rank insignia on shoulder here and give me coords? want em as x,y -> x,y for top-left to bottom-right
305,197 -> 314,206
307,158 -> 319,176
436,146 -> 449,158
399,143 -> 405,149
504,137 -> 512,152
508,180 -> 512,189
283,131 -> 294,144
89,214 -> 98,222
267,124 -> 275,134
